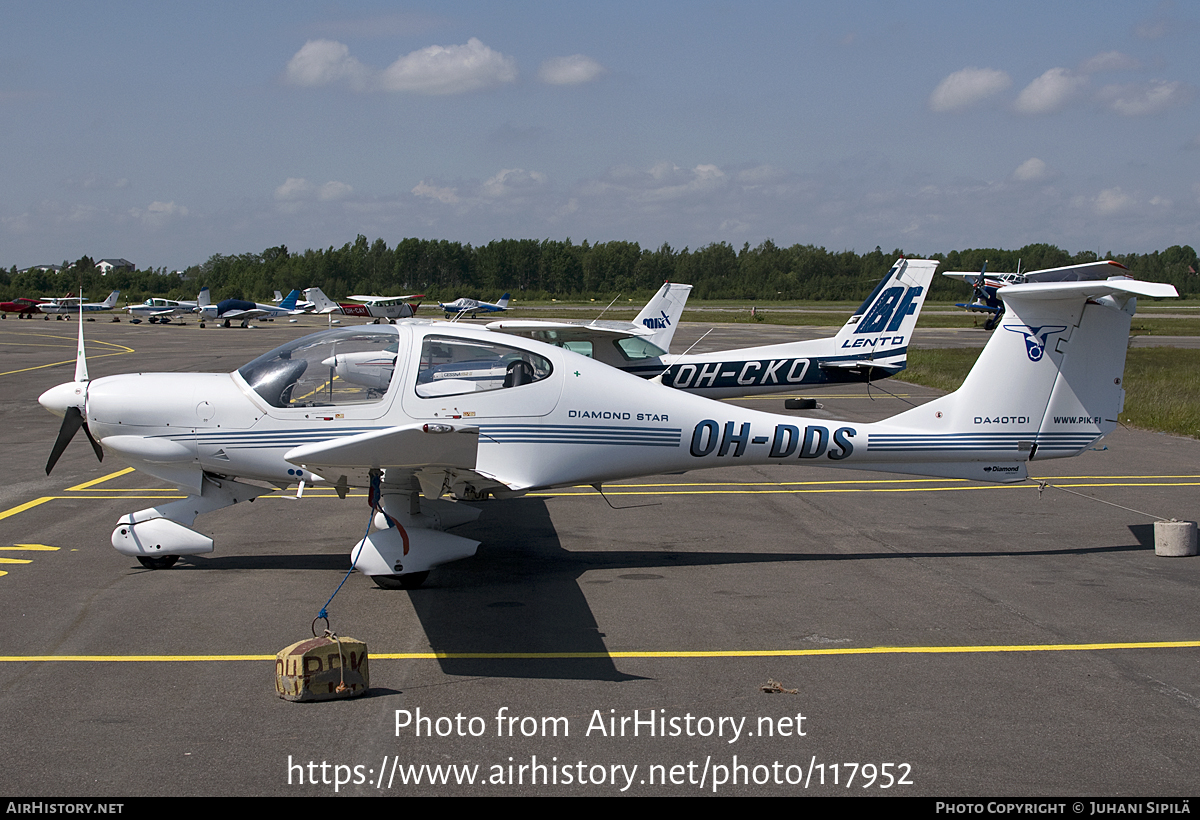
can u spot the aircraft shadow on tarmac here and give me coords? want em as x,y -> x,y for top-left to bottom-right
157,500 -> 1156,682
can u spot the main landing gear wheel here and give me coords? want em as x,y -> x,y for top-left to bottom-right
984,316 -> 999,331
372,571 -> 429,590
136,555 -> 180,570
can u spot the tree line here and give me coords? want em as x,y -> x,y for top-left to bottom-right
4,239 -> 1197,304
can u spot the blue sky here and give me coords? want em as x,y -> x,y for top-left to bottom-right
3,1 -> 1198,270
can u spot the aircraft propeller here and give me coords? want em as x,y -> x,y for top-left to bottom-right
39,301 -> 104,473
971,260 -> 989,305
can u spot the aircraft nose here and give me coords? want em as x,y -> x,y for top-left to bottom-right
38,381 -> 87,418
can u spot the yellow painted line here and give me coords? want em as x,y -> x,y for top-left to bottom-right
0,348 -> 134,377
43,495 -> 187,501
64,467 -> 135,491
535,481 -> 1200,497
0,497 -> 54,521
2,640 -> 1197,663
5,544 -> 59,551
0,558 -> 33,564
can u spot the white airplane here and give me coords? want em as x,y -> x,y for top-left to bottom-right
304,287 -> 423,323
126,287 -> 211,324
488,258 -> 936,398
38,274 -> 1176,587
197,289 -> 305,327
40,291 -> 121,318
274,290 -> 316,312
487,280 -> 692,360
440,293 -> 510,318
944,260 -> 1132,330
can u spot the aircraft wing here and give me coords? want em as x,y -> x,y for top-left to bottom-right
130,306 -> 183,317
347,294 -> 424,304
284,422 -> 516,497
285,422 -> 480,474
1000,278 -> 1178,300
218,307 -> 269,320
486,319 -> 656,338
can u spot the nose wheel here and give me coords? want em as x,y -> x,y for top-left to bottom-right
136,555 -> 180,570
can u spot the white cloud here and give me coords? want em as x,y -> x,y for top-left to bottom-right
284,37 -> 516,95
274,178 -> 353,203
1079,51 -> 1139,74
537,55 -> 606,85
1013,158 -> 1047,181
318,181 -> 353,201
1014,68 -> 1087,114
928,67 -> 1012,112
1089,187 -> 1134,216
378,38 -> 517,95
274,177 -> 313,201
1098,80 -> 1194,116
412,181 -> 459,204
481,168 -> 547,198
131,200 -> 188,227
284,40 -> 369,90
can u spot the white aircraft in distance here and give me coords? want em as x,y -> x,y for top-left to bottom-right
39,272 -> 1176,588
197,289 -> 305,327
440,293 -> 510,318
40,291 -> 121,318
126,287 -> 211,324
274,290 -> 316,312
304,287 -> 424,323
944,260 -> 1133,330
489,258 -> 937,399
487,280 -> 693,361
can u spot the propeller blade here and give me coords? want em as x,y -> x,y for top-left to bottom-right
74,296 -> 89,382
46,406 -> 85,475
81,418 -> 104,463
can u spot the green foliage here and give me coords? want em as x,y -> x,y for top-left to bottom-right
5,238 -> 1198,304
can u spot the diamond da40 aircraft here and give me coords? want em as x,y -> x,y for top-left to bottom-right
489,258 -> 938,398
38,272 -> 1175,588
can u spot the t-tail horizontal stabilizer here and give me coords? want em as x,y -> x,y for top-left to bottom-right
871,277 -> 1178,481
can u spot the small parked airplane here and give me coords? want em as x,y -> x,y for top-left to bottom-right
40,291 -> 121,318
0,297 -> 46,318
197,289 -> 305,327
39,271 -> 1176,588
304,287 -> 424,323
274,290 -> 316,312
945,260 -> 1132,330
127,288 -> 211,324
440,293 -> 510,319
487,281 -> 693,361
489,258 -> 937,398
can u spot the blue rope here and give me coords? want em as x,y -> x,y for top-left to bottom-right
318,473 -> 382,621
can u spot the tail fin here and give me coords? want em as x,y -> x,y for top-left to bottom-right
496,293 -> 511,309
633,282 -> 694,352
274,290 -> 284,303
101,291 -> 119,308
874,278 -> 1177,481
829,258 -> 936,372
197,287 -> 211,308
278,289 -> 300,311
304,287 -> 340,314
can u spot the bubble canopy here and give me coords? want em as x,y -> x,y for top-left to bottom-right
235,326 -> 400,408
